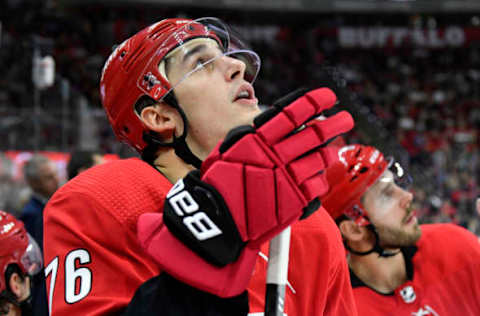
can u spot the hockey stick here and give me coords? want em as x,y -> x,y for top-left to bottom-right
264,226 -> 291,316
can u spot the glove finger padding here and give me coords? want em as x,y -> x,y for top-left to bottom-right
252,87 -> 309,128
202,88 -> 354,245
287,151 -> 325,185
254,88 -> 338,146
272,110 -> 352,163
137,87 -> 354,298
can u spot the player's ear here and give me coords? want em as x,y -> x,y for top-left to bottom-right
8,272 -> 30,301
140,102 -> 183,139
339,220 -> 364,242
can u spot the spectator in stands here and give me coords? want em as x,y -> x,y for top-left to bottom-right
18,155 -> 57,316
66,150 -> 104,180
0,154 -> 21,217
477,197 -> 480,216
20,155 -> 59,250
471,197 -> 480,237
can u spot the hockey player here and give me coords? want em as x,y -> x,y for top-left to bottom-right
322,144 -> 480,315
0,211 -> 44,316
43,17 -> 355,315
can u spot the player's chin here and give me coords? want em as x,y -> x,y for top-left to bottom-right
240,108 -> 262,125
251,106 -> 262,118
406,224 -> 422,242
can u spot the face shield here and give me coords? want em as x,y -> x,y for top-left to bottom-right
387,157 -> 412,190
20,233 -> 43,277
364,158 -> 413,220
138,17 -> 261,100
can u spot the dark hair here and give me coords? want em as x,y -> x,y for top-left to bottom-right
0,264 -> 25,304
67,150 -> 99,180
335,214 -> 350,226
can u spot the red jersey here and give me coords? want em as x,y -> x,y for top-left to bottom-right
247,207 -> 358,316
352,224 -> 480,316
43,158 -> 169,315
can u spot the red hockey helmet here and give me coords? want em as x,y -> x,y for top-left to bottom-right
322,145 -> 389,226
0,211 -> 42,293
100,17 -> 261,153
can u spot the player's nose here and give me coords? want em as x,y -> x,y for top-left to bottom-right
223,55 -> 246,81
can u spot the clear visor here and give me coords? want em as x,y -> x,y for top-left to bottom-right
142,17 -> 261,99
386,157 -> 412,190
364,158 -> 412,219
20,233 -> 43,276
370,159 -> 412,198
159,39 -> 260,90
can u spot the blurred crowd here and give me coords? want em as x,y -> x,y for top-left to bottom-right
1,1 -> 479,234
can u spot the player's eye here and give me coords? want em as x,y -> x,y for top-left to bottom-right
194,57 -> 207,69
381,183 -> 394,198
194,57 -> 216,73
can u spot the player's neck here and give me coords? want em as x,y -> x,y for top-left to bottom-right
349,250 -> 407,294
153,148 -> 196,183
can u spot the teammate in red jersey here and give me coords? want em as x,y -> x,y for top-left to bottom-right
43,17 -> 354,315
322,144 -> 480,316
0,211 -> 43,316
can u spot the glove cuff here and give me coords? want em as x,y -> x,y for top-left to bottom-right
163,170 -> 245,266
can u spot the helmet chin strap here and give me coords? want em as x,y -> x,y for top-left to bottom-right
345,224 -> 401,258
143,92 -> 203,169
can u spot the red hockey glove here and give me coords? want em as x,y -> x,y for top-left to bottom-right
137,87 -> 354,298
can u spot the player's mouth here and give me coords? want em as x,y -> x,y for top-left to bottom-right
233,84 -> 258,106
404,209 -> 417,225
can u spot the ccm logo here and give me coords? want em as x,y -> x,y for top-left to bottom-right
167,179 -> 222,241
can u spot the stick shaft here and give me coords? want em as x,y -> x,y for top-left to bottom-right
265,227 -> 291,316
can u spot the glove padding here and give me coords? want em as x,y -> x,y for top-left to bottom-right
137,87 -> 354,298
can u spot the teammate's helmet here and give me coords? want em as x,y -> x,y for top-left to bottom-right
322,145 -> 388,226
100,17 -> 261,153
0,211 -> 43,294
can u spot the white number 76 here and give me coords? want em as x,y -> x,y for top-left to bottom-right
45,249 -> 92,314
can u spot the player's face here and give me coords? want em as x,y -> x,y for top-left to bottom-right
32,162 -> 60,199
164,38 -> 261,159
363,170 -> 421,249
